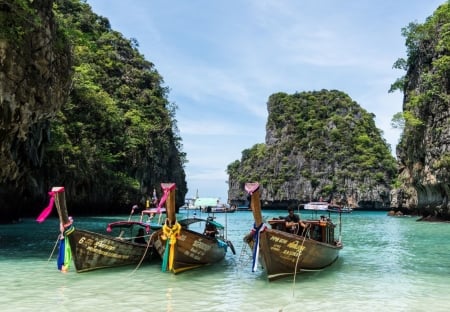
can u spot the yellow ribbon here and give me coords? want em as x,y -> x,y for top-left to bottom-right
161,221 -> 181,271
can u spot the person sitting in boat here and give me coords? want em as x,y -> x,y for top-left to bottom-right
134,228 -> 147,244
204,222 -> 218,238
285,208 -> 307,233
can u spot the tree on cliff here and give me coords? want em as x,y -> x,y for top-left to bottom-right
390,2 -> 450,218
43,0 -> 187,212
0,0 -> 187,220
0,0 -> 72,222
227,90 -> 396,209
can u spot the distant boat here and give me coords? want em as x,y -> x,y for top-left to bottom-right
236,205 -> 250,211
201,204 -> 236,213
37,187 -> 159,273
180,196 -> 235,213
327,206 -> 353,213
244,183 -> 343,281
303,201 -> 330,210
151,183 -> 236,274
304,201 -> 353,213
194,197 -> 219,210
180,197 -> 232,212
180,197 -> 197,210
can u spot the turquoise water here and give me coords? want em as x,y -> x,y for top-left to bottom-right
1,210 -> 449,312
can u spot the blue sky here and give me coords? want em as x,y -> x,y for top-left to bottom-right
86,0 -> 444,203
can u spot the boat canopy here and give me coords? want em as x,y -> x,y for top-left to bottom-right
141,208 -> 166,215
178,217 -> 225,229
106,221 -> 152,233
304,202 -> 329,210
194,197 -> 219,208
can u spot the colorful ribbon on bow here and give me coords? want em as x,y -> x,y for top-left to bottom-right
161,221 -> 181,272
57,225 -> 74,272
245,182 -> 259,195
156,183 -> 176,214
36,187 -> 65,223
251,222 -> 267,272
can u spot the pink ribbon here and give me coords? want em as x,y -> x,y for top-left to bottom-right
157,183 -> 176,213
36,191 -> 56,223
245,182 -> 260,195
36,187 -> 65,223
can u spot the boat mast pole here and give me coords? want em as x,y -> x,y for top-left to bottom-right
162,183 -> 176,226
247,183 -> 263,227
53,187 -> 69,225
224,202 -> 228,240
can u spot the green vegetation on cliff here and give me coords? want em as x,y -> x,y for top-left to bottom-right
42,0 -> 187,210
228,90 -> 396,207
391,2 -> 450,181
389,3 -> 450,217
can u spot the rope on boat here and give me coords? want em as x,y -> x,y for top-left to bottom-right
47,235 -> 61,262
292,227 -> 310,295
157,213 -> 165,225
129,232 -> 156,275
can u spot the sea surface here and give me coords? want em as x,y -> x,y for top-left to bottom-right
1,210 -> 449,312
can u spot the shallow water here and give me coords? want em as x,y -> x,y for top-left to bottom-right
1,210 -> 449,312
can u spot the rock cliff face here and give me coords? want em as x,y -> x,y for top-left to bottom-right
390,3 -> 450,219
228,90 -> 396,209
0,0 -> 72,222
0,0 -> 187,222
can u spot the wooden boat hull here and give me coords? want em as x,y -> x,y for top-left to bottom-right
247,228 -> 342,281
152,228 -> 227,274
243,182 -> 343,281
67,228 -> 155,273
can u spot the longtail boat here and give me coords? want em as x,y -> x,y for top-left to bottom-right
37,187 -> 159,273
151,183 -> 235,274
244,182 -> 343,281
327,206 -> 353,213
304,201 -> 353,213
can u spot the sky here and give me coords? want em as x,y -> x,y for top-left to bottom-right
86,0 -> 445,203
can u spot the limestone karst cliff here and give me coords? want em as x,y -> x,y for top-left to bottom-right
0,0 -> 187,223
0,0 -> 72,222
390,3 -> 450,220
227,90 -> 397,209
